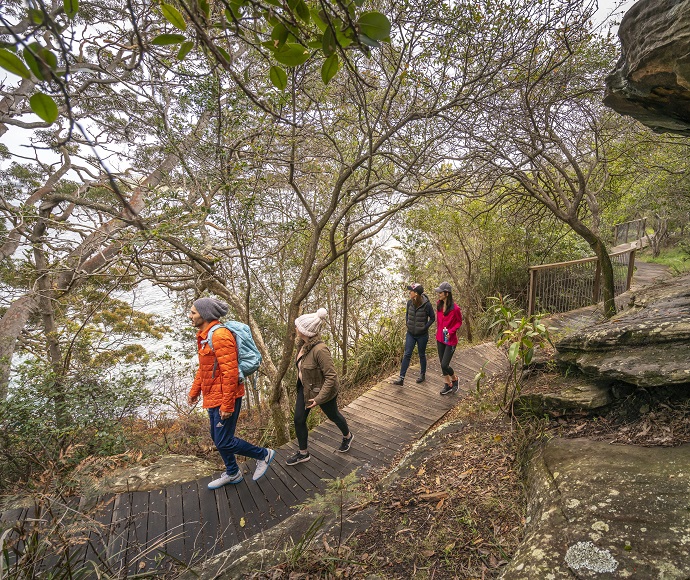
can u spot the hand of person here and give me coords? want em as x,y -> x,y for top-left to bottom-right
188,395 -> 198,406
306,398 -> 317,409
220,409 -> 232,420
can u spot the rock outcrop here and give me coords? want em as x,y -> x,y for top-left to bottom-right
555,273 -> 690,388
96,455 -> 218,494
604,0 -> 690,135
515,375 -> 614,415
501,438 -> 690,579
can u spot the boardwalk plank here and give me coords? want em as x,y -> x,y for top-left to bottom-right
164,484 -> 185,565
127,491 -> 149,576
107,492 -> 131,574
197,476 -> 221,557
222,483 -> 250,541
213,481 -> 240,550
180,481 -> 202,565
82,495 -> 114,570
145,489 -> 167,571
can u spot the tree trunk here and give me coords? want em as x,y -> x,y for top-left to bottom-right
0,293 -> 39,399
570,221 -> 617,318
342,221 -> 349,375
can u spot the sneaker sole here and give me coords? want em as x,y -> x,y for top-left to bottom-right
440,389 -> 453,395
286,455 -> 311,466
337,433 -> 354,453
252,449 -> 276,481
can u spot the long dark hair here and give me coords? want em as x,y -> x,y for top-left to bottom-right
437,291 -> 455,315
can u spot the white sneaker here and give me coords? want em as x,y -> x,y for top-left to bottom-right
208,470 -> 243,489
252,448 -> 276,481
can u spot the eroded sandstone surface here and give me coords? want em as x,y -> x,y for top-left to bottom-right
555,273 -> 690,388
501,438 -> 690,579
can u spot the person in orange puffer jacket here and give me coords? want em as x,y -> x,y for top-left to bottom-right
187,297 -> 275,489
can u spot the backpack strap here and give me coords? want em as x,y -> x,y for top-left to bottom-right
201,324 -> 244,382
201,323 -> 222,353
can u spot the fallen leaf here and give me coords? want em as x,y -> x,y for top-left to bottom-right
417,491 -> 448,502
436,476 -> 440,486
239,517 -> 246,527
395,528 -> 414,535
435,497 -> 445,510
421,549 -> 435,558
417,467 -> 426,476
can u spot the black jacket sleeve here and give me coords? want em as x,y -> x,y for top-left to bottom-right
423,301 -> 435,332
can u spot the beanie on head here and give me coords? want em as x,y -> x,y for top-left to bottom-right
193,297 -> 229,321
295,308 -> 328,337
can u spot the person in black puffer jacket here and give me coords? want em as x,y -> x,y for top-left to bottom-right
391,283 -> 435,386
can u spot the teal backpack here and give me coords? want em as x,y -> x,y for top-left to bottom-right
203,321 -> 262,382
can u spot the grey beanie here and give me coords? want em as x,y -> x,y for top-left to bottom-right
295,308 -> 328,337
193,297 -> 229,321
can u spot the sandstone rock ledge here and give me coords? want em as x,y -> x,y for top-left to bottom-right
500,438 -> 690,579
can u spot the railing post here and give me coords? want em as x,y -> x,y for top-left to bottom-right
592,259 -> 602,304
626,249 -> 636,290
528,268 -> 537,316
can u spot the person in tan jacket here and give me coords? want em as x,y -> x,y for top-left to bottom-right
187,297 -> 275,489
286,308 -> 353,466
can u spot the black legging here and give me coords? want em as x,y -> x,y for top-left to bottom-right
437,341 -> 456,377
294,381 -> 349,450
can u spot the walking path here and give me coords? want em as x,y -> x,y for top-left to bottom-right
0,342 -> 508,575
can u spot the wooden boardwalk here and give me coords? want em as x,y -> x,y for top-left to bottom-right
0,342 -> 508,575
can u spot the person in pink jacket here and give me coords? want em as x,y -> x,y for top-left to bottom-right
434,282 -> 463,395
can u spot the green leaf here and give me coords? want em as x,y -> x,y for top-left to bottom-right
0,49 -> 31,79
295,0 -> 310,22
30,92 -> 59,123
23,49 -> 43,80
23,44 -> 56,80
508,342 -> 519,365
310,8 -> 326,31
322,26 -> 336,56
198,0 -> 210,18
177,41 -> 194,60
358,34 -> 379,48
216,46 -> 232,64
271,23 -> 289,47
63,0 -> 79,19
28,9 -> 45,25
269,65 -> 287,90
357,11 -> 391,41
161,3 -> 187,31
151,33 -> 186,46
273,43 -> 310,66
321,53 -> 339,84
524,347 -> 534,365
